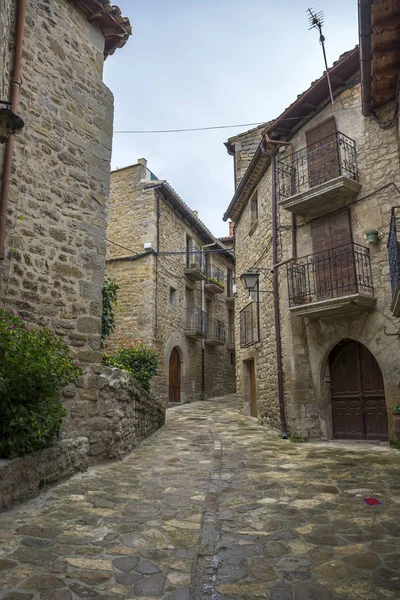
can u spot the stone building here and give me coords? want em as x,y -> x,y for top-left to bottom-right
106,159 -> 237,404
224,1 -> 400,441
0,1 -> 165,506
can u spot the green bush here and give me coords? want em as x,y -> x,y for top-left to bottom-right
103,341 -> 159,392
0,311 -> 82,458
101,276 -> 119,346
393,404 -> 400,415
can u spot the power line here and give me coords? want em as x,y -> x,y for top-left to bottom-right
113,106 -> 363,135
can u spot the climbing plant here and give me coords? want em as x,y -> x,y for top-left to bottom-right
101,276 -> 119,346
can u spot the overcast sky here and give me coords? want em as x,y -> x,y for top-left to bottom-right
104,0 -> 358,238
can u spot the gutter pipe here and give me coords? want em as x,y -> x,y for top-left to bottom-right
358,0 -> 373,117
261,134 -> 292,439
0,0 -> 26,260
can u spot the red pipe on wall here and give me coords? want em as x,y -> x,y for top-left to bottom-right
0,0 -> 26,260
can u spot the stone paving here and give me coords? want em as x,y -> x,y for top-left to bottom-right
0,395 -> 400,599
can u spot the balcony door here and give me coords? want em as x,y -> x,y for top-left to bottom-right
306,117 -> 339,188
329,340 -> 388,440
311,209 -> 356,300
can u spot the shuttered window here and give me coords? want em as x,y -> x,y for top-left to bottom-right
306,117 -> 339,187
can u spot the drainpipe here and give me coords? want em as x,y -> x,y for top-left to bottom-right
261,134 -> 291,439
0,0 -> 26,261
201,242 -> 217,398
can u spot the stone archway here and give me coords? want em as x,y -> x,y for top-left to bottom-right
328,339 -> 388,440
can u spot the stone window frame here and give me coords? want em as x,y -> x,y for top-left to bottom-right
249,189 -> 259,235
169,286 -> 178,308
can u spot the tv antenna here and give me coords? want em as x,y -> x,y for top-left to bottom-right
307,8 -> 336,115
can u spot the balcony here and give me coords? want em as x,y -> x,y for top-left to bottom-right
227,327 -> 235,351
287,243 -> 376,319
226,274 -> 236,305
205,265 -> 225,294
184,247 -> 206,281
240,302 -> 259,348
277,132 -> 361,219
206,318 -> 225,346
388,207 -> 400,317
184,308 -> 207,338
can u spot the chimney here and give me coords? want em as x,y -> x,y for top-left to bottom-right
137,158 -> 147,167
192,210 -> 199,218
229,221 -> 235,237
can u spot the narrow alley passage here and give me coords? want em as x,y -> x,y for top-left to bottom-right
0,396 -> 400,600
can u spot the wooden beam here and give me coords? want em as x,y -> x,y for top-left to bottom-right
372,86 -> 398,105
301,101 -> 318,110
373,43 -> 400,56
373,67 -> 400,80
330,74 -> 346,86
373,15 -> 400,33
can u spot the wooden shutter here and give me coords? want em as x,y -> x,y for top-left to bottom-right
311,210 -> 354,299
306,117 -> 339,187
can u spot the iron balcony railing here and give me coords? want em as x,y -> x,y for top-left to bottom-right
276,131 -> 359,201
186,246 -> 205,273
227,327 -> 235,348
184,308 -> 207,336
206,318 -> 225,343
226,272 -> 236,297
207,265 -> 225,289
239,302 -> 259,348
287,243 -> 374,307
388,207 -> 400,296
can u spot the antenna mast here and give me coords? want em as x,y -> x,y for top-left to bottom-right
308,8 -> 336,115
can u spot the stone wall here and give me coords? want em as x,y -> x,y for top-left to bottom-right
227,124 -> 266,189
106,165 -> 236,405
233,167 -> 281,429
0,438 -> 89,511
232,81 -> 400,440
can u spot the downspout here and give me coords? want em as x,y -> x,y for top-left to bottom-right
155,195 -> 160,340
0,0 -> 26,260
358,0 -> 372,117
201,242 -> 217,398
261,134 -> 291,438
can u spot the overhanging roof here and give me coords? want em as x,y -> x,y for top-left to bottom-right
359,0 -> 400,115
72,0 -> 131,57
223,47 -> 360,222
143,180 -> 235,263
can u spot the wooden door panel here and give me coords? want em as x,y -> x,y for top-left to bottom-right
169,348 -> 180,403
330,340 -> 388,441
249,360 -> 257,417
306,117 -> 339,188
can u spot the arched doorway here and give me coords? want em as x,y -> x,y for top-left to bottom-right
329,339 -> 388,440
169,347 -> 181,403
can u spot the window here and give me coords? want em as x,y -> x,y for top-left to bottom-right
186,234 -> 193,267
169,286 -> 177,307
250,190 -> 258,226
230,352 -> 235,367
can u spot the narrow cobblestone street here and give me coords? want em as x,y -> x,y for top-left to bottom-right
1,395 -> 400,600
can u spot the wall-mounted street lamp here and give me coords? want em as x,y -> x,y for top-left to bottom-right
240,268 -> 274,294
0,101 -> 24,144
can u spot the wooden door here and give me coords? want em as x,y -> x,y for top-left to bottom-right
329,340 -> 388,440
169,348 -> 181,403
248,359 -> 257,417
311,210 -> 356,299
306,117 -> 339,188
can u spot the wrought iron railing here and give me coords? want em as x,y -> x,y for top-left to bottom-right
207,318 -> 225,343
239,302 -> 259,348
184,308 -> 207,335
388,207 -> 400,296
276,132 -> 359,200
207,265 -> 225,289
226,272 -> 236,297
186,246 -> 205,273
287,243 -> 374,307
227,327 -> 235,348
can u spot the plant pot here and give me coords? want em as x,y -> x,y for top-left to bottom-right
392,413 -> 400,440
366,230 -> 379,245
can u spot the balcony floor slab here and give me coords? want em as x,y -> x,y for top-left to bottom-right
280,176 -> 362,220
289,293 -> 376,319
